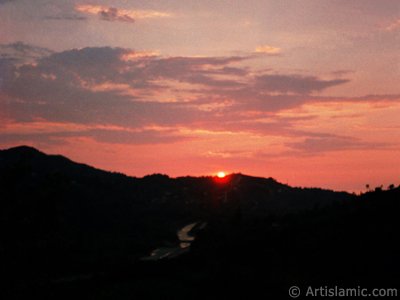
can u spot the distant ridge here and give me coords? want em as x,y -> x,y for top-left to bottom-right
0,145 -> 43,159
0,145 -> 287,187
0,145 -> 352,216
2,145 -> 41,153
2,145 -> 86,164
0,145 -> 122,180
0,145 -> 335,191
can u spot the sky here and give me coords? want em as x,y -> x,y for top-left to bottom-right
1,0 -> 399,192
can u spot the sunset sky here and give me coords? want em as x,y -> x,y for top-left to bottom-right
1,0 -> 399,191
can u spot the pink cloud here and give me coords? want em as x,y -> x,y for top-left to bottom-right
75,4 -> 171,23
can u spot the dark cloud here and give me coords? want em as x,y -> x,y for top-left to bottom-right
285,136 -> 389,155
0,58 -> 16,90
254,74 -> 349,94
0,42 -> 53,64
225,92 -> 310,112
0,48 -> 207,127
308,94 -> 400,103
0,131 -> 77,146
44,14 -> 87,21
89,129 -> 189,144
0,0 -> 14,4
138,55 -> 247,86
0,128 -> 189,146
98,7 -> 135,23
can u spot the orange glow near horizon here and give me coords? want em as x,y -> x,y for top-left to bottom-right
214,171 -> 230,185
217,171 -> 226,178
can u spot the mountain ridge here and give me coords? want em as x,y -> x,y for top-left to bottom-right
0,144 -> 343,193
0,145 -> 352,221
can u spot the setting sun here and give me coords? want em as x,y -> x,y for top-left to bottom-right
217,171 -> 226,178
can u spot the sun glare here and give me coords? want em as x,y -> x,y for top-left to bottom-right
217,171 -> 226,178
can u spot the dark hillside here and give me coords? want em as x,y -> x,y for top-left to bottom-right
2,146 -> 397,299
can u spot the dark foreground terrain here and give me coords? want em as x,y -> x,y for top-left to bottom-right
1,146 -> 399,299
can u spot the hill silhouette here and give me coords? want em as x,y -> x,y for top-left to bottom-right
1,146 -> 399,299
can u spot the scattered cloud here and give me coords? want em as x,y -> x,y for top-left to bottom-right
0,46 -> 357,132
0,127 -> 189,146
0,42 -> 53,64
98,7 -> 135,23
44,14 -> 87,21
254,74 -> 349,94
255,45 -> 282,55
0,130 -> 78,146
285,136 -> 389,155
2,45 -> 396,151
88,128 -> 190,145
75,4 -> 171,23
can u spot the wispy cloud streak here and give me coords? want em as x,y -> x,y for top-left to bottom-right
75,4 -> 171,23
